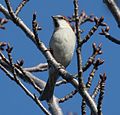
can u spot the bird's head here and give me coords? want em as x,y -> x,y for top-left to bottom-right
52,15 -> 71,29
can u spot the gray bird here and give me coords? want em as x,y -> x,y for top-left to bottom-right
40,15 -> 76,101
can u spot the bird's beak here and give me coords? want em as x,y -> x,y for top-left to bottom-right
51,16 -> 54,19
51,16 -> 58,27
51,16 -> 56,20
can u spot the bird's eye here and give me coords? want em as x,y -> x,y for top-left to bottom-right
59,16 -> 64,20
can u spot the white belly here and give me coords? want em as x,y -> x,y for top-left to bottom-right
49,28 -> 76,67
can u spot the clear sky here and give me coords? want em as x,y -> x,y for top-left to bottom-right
0,0 -> 120,115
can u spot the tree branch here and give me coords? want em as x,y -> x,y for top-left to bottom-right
100,27 -> 120,45
73,1 -> 98,115
24,63 -> 48,72
97,73 -> 107,115
81,58 -> 104,115
0,54 -> 63,115
15,0 -> 29,15
0,63 -> 51,115
59,90 -> 78,103
103,0 -> 120,27
81,17 -> 106,45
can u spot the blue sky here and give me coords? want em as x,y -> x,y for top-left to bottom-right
0,0 -> 120,115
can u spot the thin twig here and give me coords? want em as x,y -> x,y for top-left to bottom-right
15,0 -> 29,15
32,12 -> 40,40
0,42 -> 7,50
24,63 -> 48,72
81,58 -> 104,115
97,73 -> 107,115
90,79 -> 101,115
0,64 -> 14,80
81,17 -> 106,45
80,12 -> 94,25
86,59 -> 104,89
3,1 -> 36,42
83,43 -> 102,72
59,90 -> 78,103
91,80 -> 101,99
56,79 -> 67,86
69,11 -> 94,25
0,18 -> 8,29
100,27 -> 120,45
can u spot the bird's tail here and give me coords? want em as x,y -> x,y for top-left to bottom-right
40,68 -> 58,101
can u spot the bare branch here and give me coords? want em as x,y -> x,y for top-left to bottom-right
15,63 -> 42,93
97,73 -> 107,115
100,27 -> 120,45
80,11 -> 94,25
4,44 -> 51,115
24,63 -> 48,72
0,53 -> 63,115
0,63 -> 51,115
15,0 -> 29,15
56,79 -> 67,86
59,90 -> 78,103
103,0 -> 120,27
69,11 -> 94,25
0,63 -> 14,80
73,1 -> 98,115
86,58 -> 104,89
73,0 -> 84,98
0,18 -> 8,29
90,80 -> 101,115
0,42 -> 7,50
92,80 -> 101,99
83,43 -> 102,72
32,12 -> 42,36
81,17 -> 106,45
81,58 -> 104,115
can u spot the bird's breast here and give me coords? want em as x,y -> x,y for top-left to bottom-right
49,28 -> 76,67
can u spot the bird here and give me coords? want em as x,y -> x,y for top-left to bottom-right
40,15 -> 76,101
